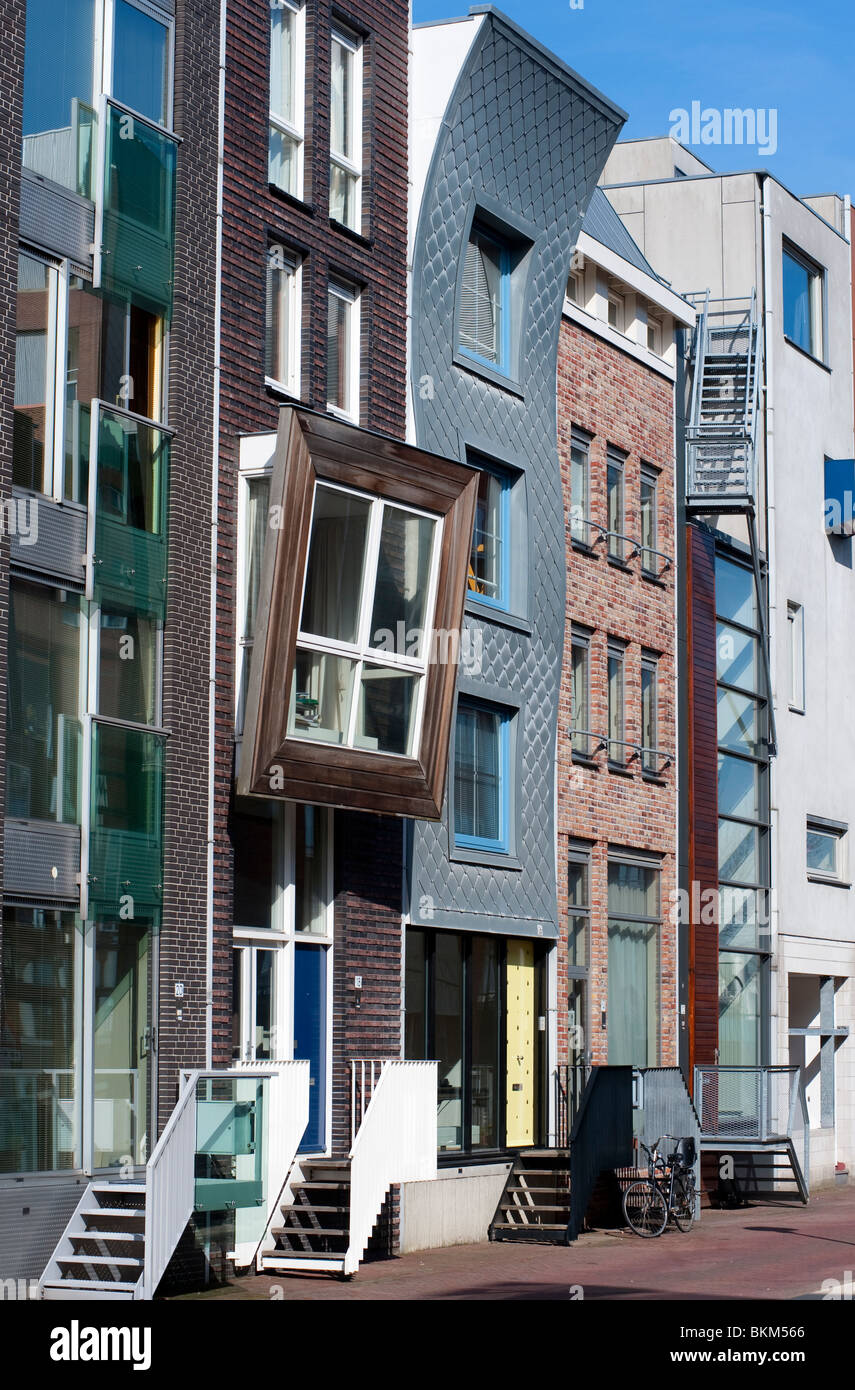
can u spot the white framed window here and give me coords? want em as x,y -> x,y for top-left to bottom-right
265,242 -> 301,396
567,270 -> 582,306
329,26 -> 362,231
646,308 -> 663,356
787,600 -> 805,712
236,466 -> 273,732
326,278 -> 360,420
806,819 -> 847,883
607,288 -> 626,333
288,479 -> 443,759
268,0 -> 306,199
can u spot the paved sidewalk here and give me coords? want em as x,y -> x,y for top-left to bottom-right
168,1186 -> 855,1301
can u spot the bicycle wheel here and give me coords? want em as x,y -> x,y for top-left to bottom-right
672,1174 -> 696,1233
622,1180 -> 668,1237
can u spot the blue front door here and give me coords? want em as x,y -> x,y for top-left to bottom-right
294,944 -> 327,1151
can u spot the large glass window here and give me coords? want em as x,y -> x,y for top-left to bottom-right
454,700 -> 509,852
269,0 -> 304,197
6,582 -> 83,824
0,908 -> 81,1174
112,0 -> 171,127
329,27 -> 362,230
783,244 -> 824,360
607,857 -> 660,1066
14,252 -> 53,493
405,928 -> 545,1154
459,224 -> 508,369
715,547 -> 770,1047
288,482 -> 440,757
22,0 -> 97,196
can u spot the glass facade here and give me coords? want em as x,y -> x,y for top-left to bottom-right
715,550 -> 770,1062
0,908 -> 81,1174
99,101 -> 178,320
406,928 -> 545,1154
7,582 -> 83,825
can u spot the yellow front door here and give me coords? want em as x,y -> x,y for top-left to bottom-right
506,939 -> 535,1147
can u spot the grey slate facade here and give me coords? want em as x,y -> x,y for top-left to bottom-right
409,9 -> 625,939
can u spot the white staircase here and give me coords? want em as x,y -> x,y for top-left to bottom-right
258,1060 -> 437,1278
40,1181 -> 148,1300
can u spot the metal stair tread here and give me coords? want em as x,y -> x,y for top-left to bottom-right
74,1230 -> 146,1243
59,1254 -> 143,1269
90,1183 -> 147,1194
261,1251 -> 347,1263
42,1279 -> 141,1294
273,1226 -> 349,1238
81,1207 -> 145,1220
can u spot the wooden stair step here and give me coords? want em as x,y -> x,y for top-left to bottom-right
501,1202 -> 569,1212
293,1180 -> 350,1190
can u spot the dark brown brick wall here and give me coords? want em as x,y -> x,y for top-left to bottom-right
556,318 -> 678,1069
212,0 -> 410,1076
156,0 -> 221,1125
0,0 -> 26,1016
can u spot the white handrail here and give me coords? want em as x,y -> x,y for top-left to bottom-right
345,1061 -> 437,1276
144,1069 -> 201,1299
233,1059 -> 310,1269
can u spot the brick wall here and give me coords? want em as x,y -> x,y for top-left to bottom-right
556,318 -> 678,1069
0,0 -> 26,1020
212,0 -> 410,1067
156,0 -> 221,1124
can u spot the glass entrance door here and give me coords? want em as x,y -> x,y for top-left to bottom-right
91,917 -> 154,1167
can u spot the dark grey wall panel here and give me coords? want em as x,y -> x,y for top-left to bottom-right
10,492 -> 87,589
409,13 -> 624,938
19,172 -> 95,267
3,821 -> 80,904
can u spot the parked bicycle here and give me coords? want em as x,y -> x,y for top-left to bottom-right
622,1135 -> 697,1237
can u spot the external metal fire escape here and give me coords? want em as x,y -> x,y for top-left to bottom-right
685,290 -> 776,753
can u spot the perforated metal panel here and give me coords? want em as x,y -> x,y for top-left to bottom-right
3,821 -> 81,903
19,172 -> 94,267
0,1182 -> 87,1284
10,492 -> 87,590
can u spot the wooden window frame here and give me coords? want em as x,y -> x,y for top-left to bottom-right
238,407 -> 478,819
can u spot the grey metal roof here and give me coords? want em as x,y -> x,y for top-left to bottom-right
582,187 -> 663,282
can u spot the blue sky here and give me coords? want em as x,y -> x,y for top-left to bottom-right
412,0 -> 855,200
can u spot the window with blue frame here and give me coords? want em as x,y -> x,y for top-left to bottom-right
459,223 -> 510,371
454,699 -> 510,852
468,461 -> 510,610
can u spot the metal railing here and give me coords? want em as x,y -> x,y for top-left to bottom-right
569,516 -> 673,577
569,729 -> 673,774
694,1064 -> 810,1193
685,290 -> 761,507
350,1058 -> 385,1146
554,1064 -> 589,1148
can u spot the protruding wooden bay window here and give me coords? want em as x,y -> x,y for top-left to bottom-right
238,408 -> 478,818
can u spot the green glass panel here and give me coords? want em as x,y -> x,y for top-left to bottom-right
94,406 -> 169,619
100,101 -> 177,320
89,722 -> 164,912
194,1077 -> 266,1217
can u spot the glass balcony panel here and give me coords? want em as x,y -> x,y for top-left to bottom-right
100,101 -> 177,320
14,253 -> 51,493
94,406 -> 170,618
98,604 -> 159,726
194,1076 -> 267,1221
89,722 -> 164,911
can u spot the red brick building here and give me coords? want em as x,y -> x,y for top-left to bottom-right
555,192 -> 695,1101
